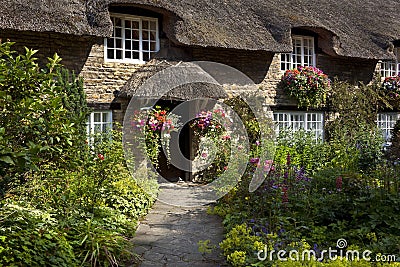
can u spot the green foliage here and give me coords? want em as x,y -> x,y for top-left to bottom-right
219,223 -> 265,266
274,129 -> 327,174
0,201 -> 77,266
387,119 -> 400,161
326,80 -> 385,141
0,42 -> 88,196
0,43 -> 157,266
197,239 -> 216,254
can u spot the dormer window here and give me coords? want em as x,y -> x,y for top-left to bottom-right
281,35 -> 316,71
380,47 -> 400,77
105,13 -> 160,64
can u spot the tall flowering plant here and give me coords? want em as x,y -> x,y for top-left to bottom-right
191,108 -> 232,183
130,106 -> 180,166
281,66 -> 331,109
381,75 -> 400,99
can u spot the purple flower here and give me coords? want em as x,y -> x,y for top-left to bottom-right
250,158 -> 260,164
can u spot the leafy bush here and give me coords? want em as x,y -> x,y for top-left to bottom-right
0,42 -> 88,196
0,42 -> 157,266
0,201 -> 77,266
281,66 -> 331,109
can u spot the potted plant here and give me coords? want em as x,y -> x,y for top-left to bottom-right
281,66 -> 331,109
381,75 -> 400,99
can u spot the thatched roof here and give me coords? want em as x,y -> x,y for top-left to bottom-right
119,59 -> 229,100
1,0 -> 399,60
0,0 -> 94,36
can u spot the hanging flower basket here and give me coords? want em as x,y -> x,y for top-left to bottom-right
281,66 -> 331,109
381,75 -> 400,99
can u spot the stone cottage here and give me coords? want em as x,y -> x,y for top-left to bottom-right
1,0 -> 400,146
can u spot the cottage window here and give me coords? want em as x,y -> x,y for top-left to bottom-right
87,111 -> 113,143
380,48 -> 400,77
273,111 -> 324,141
377,113 -> 399,145
105,14 -> 159,63
281,36 -> 316,71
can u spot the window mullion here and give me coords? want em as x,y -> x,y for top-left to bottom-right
122,19 -> 125,61
139,19 -> 143,62
301,37 -> 305,66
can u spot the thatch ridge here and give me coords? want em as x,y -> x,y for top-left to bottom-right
1,0 -> 399,60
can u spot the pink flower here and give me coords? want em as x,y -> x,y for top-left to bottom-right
264,160 -> 275,172
222,135 -> 231,140
201,152 -> 208,158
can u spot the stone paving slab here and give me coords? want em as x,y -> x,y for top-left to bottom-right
131,186 -> 228,267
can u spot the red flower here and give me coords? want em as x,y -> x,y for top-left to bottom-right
98,153 -> 105,161
336,176 -> 343,191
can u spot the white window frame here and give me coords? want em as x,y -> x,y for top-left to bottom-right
377,113 -> 400,146
104,13 -> 160,64
87,111 -> 113,142
281,35 -> 316,71
273,111 -> 324,141
380,47 -> 400,78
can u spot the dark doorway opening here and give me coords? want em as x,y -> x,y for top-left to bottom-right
153,99 -> 192,182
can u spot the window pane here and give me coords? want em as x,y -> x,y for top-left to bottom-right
125,40 -> 131,49
142,20 -> 149,30
125,51 -> 132,59
132,20 -> 139,29
116,50 -> 122,59
149,31 -> 157,41
116,39 -> 122,48
150,21 -> 157,31
107,49 -> 114,59
115,28 -> 122,38
142,31 -> 149,40
150,42 -> 157,51
107,38 -> 114,48
94,113 -> 101,122
143,52 -> 150,62
143,41 -> 149,51
103,113 -> 110,122
114,17 -> 122,27
132,52 -> 140,60
133,41 -> 140,51
132,30 -> 140,40
125,20 -> 131,29
125,29 -> 131,39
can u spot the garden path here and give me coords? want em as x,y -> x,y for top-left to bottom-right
131,182 -> 228,267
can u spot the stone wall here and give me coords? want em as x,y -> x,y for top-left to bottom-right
80,39 -> 141,105
0,30 -> 93,73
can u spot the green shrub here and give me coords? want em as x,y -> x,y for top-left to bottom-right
0,201 -> 77,266
0,42 -> 88,196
